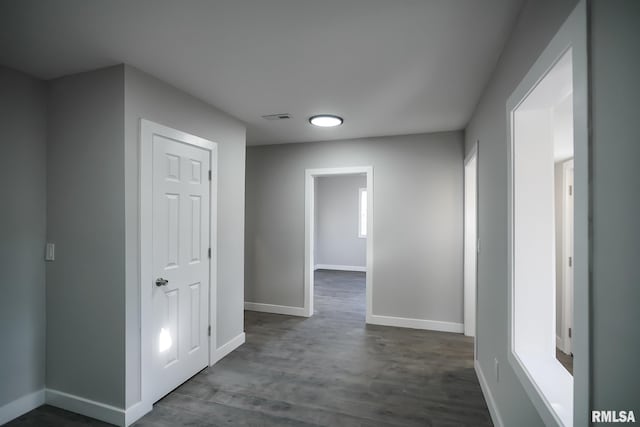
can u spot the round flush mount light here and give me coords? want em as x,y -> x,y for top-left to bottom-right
309,114 -> 343,127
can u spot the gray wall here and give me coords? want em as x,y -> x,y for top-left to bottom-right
463,0 -> 578,424
45,64 -> 247,410
123,65 -> 247,407
590,0 -> 640,415
315,175 -> 366,268
0,67 -> 47,407
46,66 -> 125,407
245,132 -> 463,323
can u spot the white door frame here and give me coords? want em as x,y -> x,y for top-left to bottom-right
464,141 -> 478,341
139,119 -> 218,411
304,166 -> 373,320
561,159 -> 574,354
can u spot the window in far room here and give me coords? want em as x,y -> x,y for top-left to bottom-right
358,188 -> 367,238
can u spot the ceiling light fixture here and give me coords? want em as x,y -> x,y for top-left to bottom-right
309,114 -> 343,127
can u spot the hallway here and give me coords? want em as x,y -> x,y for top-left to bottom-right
9,270 -> 491,426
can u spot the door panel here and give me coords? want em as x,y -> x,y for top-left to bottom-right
165,193 -> 179,268
189,196 -> 202,263
189,282 -> 201,353
162,289 -> 179,365
151,134 -> 210,403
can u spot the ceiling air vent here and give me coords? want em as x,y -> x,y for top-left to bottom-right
261,113 -> 292,120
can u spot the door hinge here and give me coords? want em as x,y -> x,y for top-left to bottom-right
569,185 -> 573,196
208,325 -> 211,337
208,248 -> 211,259
208,170 -> 212,181
568,327 -> 572,338
568,256 -> 572,267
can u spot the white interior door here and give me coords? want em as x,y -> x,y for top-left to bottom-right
464,148 -> 478,337
563,161 -> 574,354
150,134 -> 210,403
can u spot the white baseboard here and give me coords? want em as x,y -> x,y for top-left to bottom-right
1,335 -> 245,427
556,334 -> 562,349
475,360 -> 504,427
314,264 -> 366,272
0,388 -> 151,427
211,332 -> 246,365
124,400 -> 152,426
46,388 -> 125,426
244,302 -> 308,317
0,389 -> 45,425
367,314 -> 464,333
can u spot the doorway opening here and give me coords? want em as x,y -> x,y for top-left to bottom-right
304,167 -> 373,321
313,174 -> 367,320
506,4 -> 590,425
509,47 -> 576,427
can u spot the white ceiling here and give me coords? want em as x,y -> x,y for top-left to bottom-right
0,0 -> 524,145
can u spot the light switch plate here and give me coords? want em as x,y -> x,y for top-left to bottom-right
45,243 -> 55,261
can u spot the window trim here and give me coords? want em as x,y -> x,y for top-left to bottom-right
505,2 -> 589,426
358,187 -> 367,238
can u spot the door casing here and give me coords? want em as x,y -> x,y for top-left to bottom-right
464,142 -> 478,341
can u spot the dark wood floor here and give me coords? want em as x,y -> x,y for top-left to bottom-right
7,270 -> 492,426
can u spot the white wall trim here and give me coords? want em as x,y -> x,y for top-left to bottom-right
475,361 -> 504,427
46,389 -> 126,427
464,140 -> 478,341
0,388 -> 153,427
556,334 -> 563,349
211,332 -> 246,365
358,186 -> 367,238
367,314 -> 463,333
244,302 -> 308,317
314,264 -> 366,272
0,389 -> 45,425
305,166 -> 374,321
124,400 -> 152,426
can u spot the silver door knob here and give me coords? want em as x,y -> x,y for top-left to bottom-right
155,278 -> 169,287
